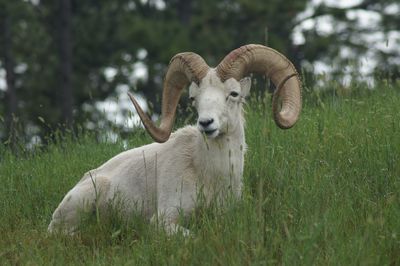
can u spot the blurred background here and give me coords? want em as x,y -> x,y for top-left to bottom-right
0,0 -> 399,148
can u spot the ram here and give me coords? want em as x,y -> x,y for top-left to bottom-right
48,44 -> 302,235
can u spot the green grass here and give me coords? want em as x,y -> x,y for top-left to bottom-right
1,83 -> 399,265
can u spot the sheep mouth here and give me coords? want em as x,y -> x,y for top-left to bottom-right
203,128 -> 219,138
198,124 -> 220,138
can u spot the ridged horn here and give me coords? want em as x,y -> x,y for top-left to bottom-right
129,52 -> 210,142
216,44 -> 302,129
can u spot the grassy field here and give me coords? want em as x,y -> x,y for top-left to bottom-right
1,82 -> 399,265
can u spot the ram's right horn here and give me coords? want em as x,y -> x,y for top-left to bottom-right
129,53 -> 210,142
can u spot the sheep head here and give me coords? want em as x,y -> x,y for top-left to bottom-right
188,70 -> 251,138
128,44 -> 302,143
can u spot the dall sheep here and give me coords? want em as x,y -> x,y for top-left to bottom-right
48,44 -> 302,235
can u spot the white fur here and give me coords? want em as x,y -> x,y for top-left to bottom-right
48,70 -> 251,235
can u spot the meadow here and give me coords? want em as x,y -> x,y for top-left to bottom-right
0,82 -> 399,265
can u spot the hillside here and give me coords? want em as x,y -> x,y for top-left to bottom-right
0,83 -> 399,265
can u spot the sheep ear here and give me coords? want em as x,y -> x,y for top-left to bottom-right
189,82 -> 199,97
239,77 -> 251,97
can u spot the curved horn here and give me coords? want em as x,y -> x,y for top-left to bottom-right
129,53 -> 210,142
216,44 -> 302,129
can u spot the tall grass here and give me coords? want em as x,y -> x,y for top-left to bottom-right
0,82 -> 399,265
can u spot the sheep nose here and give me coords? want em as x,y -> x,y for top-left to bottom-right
199,118 -> 214,128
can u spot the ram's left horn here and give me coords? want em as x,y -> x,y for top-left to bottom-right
216,44 -> 301,129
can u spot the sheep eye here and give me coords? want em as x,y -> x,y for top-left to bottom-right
189,96 -> 195,105
230,91 -> 239,98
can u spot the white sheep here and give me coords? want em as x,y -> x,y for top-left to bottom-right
48,44 -> 302,235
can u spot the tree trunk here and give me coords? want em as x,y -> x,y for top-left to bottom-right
177,0 -> 192,25
1,12 -> 18,146
59,0 -> 73,128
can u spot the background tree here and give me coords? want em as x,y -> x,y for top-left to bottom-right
0,0 -> 39,146
59,0 -> 73,128
0,2 -> 17,145
298,0 -> 400,83
0,0 -> 399,147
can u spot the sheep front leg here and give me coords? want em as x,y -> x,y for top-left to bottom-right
153,192 -> 195,236
151,207 -> 190,236
151,172 -> 197,236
